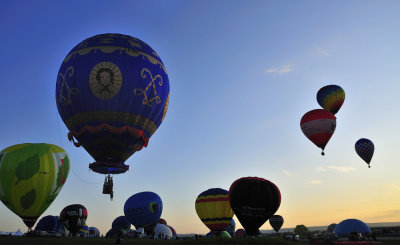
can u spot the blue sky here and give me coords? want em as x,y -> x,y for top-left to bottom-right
1,0 -> 400,235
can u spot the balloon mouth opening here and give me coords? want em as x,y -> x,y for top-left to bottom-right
21,217 -> 38,228
89,161 -> 129,174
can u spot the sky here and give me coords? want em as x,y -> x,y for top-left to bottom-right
1,0 -> 400,236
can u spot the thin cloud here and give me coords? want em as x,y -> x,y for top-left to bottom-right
317,48 -> 329,56
283,170 -> 293,176
369,209 -> 400,220
309,180 -> 323,184
265,65 -> 292,74
316,166 -> 356,173
386,184 -> 400,192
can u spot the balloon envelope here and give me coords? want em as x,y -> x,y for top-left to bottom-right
317,85 -> 345,115
158,218 -> 167,226
218,231 -> 231,238
35,215 -> 64,234
235,228 -> 246,237
334,219 -> 371,237
124,191 -> 162,232
195,188 -> 234,232
78,223 -> 89,237
225,218 -> 236,236
88,227 -> 100,237
55,33 -> 170,174
327,223 -> 337,233
112,216 -> 131,230
168,225 -> 177,239
60,204 -> 88,235
229,177 -> 281,236
0,143 -> 70,228
154,223 -> 172,239
355,138 -> 374,168
269,214 -> 284,232
300,109 -> 336,155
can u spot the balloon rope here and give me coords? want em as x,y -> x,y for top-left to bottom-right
56,113 -> 103,185
70,167 -> 103,184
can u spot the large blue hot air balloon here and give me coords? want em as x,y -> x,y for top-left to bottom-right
55,33 -> 170,198
355,138 -> 374,168
124,192 -> 162,233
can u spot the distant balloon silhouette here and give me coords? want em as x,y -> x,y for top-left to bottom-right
35,215 -> 64,234
327,223 -> 337,233
355,138 -> 374,168
269,214 -> 284,232
60,204 -> 88,236
225,218 -> 236,236
112,216 -> 131,230
300,109 -> 336,155
235,228 -> 246,237
159,218 -> 167,226
229,177 -> 281,236
317,85 -> 345,115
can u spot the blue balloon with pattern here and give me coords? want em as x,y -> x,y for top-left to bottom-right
55,33 -> 170,174
355,138 -> 374,168
124,192 -> 163,233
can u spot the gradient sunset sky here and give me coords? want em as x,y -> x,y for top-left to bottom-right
1,0 -> 400,235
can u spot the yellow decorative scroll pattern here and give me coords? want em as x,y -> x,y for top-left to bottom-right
134,68 -> 163,107
63,46 -> 167,74
65,111 -> 157,135
57,66 -> 79,106
162,93 -> 169,122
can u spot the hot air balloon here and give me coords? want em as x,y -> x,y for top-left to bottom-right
78,223 -> 89,237
327,223 -> 337,233
317,85 -> 345,115
158,218 -> 167,226
0,143 -> 70,230
112,216 -> 131,230
168,225 -> 177,239
195,188 -> 234,233
154,223 -> 172,240
300,109 -> 336,155
55,33 -> 170,199
225,218 -> 236,236
355,138 -> 374,168
60,204 -> 88,236
88,227 -> 100,238
229,177 -> 281,236
235,228 -> 246,237
269,214 -> 284,233
124,191 -> 162,233
35,215 -> 65,236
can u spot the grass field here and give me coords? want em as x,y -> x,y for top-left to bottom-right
0,236 -> 307,245
1,236 -> 399,245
